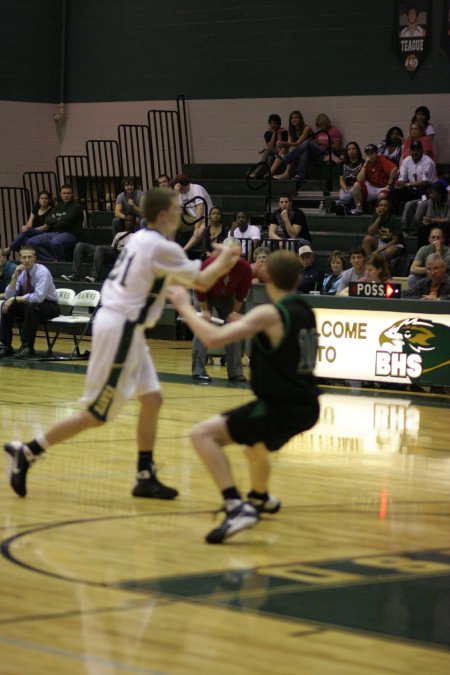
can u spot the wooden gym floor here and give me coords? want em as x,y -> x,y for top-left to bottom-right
0,338 -> 449,675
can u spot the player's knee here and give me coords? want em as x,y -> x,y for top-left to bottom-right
87,413 -> 105,428
140,390 -> 162,412
191,422 -> 206,448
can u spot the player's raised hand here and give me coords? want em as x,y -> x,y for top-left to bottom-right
166,285 -> 191,311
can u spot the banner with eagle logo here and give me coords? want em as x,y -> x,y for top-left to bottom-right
393,1 -> 432,74
312,307 -> 450,387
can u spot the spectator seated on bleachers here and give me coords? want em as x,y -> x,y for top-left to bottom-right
351,144 -> 397,216
275,113 -> 342,186
61,213 -> 136,283
335,142 -> 363,215
416,182 -> 450,248
229,211 -> 261,260
336,247 -> 366,295
0,248 -> 17,298
251,247 -> 270,284
6,190 -> 53,256
269,194 -> 311,248
362,197 -> 404,262
112,177 -> 144,235
249,114 -> 288,179
393,140 -> 436,213
322,250 -> 345,295
156,174 -> 171,188
377,127 -> 404,166
30,185 -> 84,262
400,174 -> 449,235
359,252 -> 393,284
401,197 -> 422,235
411,105 -> 435,142
270,110 -> 312,179
201,207 -> 228,257
171,173 -> 213,254
401,120 -> 435,164
402,253 -> 450,300
297,245 -> 324,294
407,227 -> 450,287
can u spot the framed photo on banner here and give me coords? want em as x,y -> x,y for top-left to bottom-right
393,1 -> 432,74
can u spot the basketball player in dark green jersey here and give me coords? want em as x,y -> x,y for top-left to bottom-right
168,249 -> 320,544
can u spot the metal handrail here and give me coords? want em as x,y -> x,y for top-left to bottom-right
245,162 -> 273,228
118,124 -> 151,190
1,96 -> 192,241
22,172 -> 59,207
226,235 -> 307,264
176,95 -> 191,165
0,187 -> 29,250
180,195 -> 209,228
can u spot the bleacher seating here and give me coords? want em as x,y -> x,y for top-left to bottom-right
32,160 -> 415,342
2,150 -> 443,345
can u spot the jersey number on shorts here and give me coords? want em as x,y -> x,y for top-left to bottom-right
108,250 -> 136,287
297,328 -> 318,373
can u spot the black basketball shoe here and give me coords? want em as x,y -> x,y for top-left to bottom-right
247,491 -> 282,514
4,442 -> 40,497
131,469 -> 178,499
206,502 -> 259,544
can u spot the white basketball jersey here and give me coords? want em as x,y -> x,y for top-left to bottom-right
101,228 -> 200,327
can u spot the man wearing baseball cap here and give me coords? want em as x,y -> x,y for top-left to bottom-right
394,140 -> 436,208
297,245 -> 324,294
350,144 -> 398,215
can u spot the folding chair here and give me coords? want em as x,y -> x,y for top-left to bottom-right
46,289 -> 100,360
3,289 -> 75,356
55,287 -> 76,309
41,288 -> 76,355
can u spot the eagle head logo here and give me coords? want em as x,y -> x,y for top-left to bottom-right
379,318 -> 438,354
379,317 -> 450,383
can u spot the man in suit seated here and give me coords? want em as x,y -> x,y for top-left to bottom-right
0,245 -> 59,358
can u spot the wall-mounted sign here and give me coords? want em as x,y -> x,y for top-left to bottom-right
393,1 -> 432,74
314,307 -> 450,387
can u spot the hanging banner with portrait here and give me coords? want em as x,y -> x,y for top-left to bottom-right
393,1 -> 432,74
442,0 -> 450,59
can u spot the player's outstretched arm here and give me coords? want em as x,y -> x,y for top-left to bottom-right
193,243 -> 241,292
167,285 -> 278,349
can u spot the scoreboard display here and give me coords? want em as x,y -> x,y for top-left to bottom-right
348,282 -> 402,298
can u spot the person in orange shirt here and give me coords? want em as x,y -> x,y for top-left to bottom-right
402,254 -> 450,300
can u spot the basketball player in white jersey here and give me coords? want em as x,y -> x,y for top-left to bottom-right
4,188 -> 240,500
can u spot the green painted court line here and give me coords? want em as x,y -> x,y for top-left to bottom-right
1,360 -> 449,407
